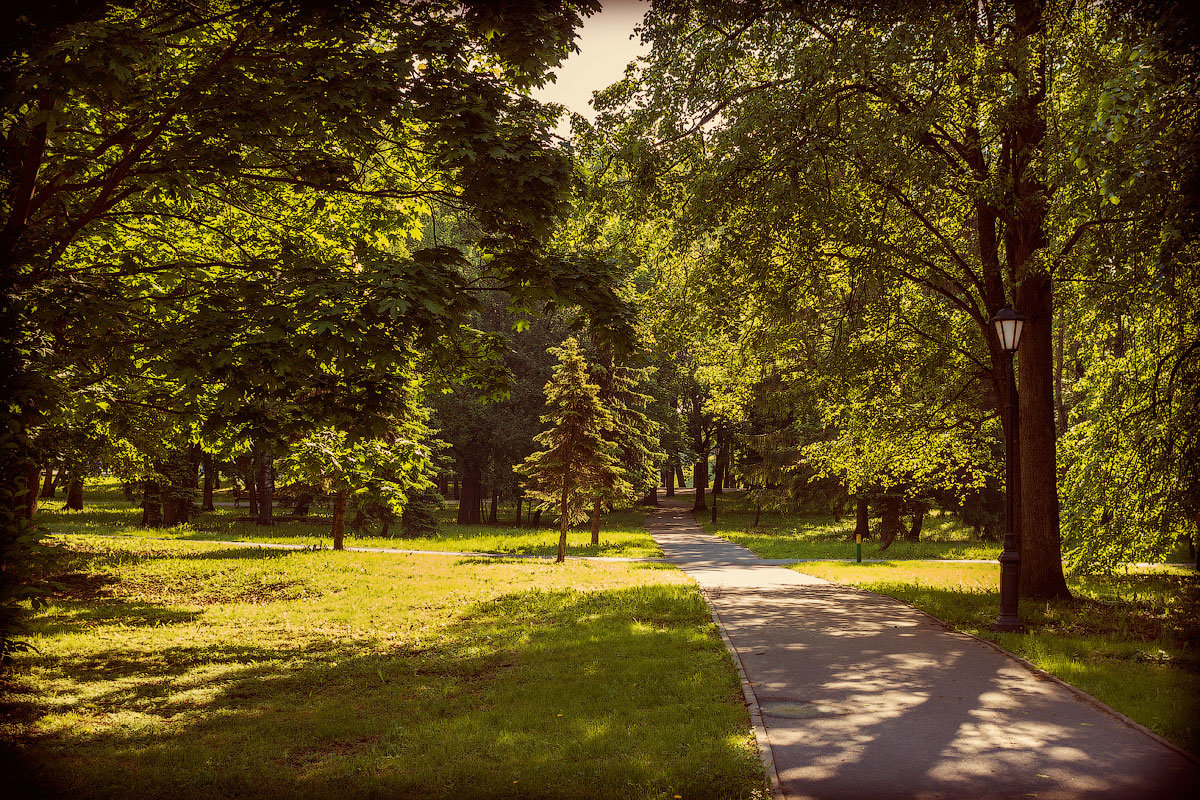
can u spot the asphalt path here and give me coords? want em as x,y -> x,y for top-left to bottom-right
644,498 -> 1200,800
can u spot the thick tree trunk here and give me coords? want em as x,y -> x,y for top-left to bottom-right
39,468 -> 55,498
141,480 -> 162,528
254,444 -> 274,527
590,498 -> 601,545
556,483 -> 570,563
21,465 -> 40,519
855,496 -> 869,541
201,452 -> 215,512
1016,273 -> 1071,599
457,463 -> 482,524
904,501 -> 927,542
664,466 -> 675,497
331,489 -> 347,550
877,495 -> 903,551
675,463 -> 686,488
692,460 -> 707,512
65,477 -> 83,510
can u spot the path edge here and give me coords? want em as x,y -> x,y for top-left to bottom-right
702,597 -> 784,800
859,587 -> 1200,768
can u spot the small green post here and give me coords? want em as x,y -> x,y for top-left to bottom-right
855,532 -> 862,563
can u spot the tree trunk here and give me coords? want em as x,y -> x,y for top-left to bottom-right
201,452 -> 215,512
855,495 -> 869,541
557,482 -> 570,563
452,474 -> 459,500
664,466 -> 675,497
255,444 -> 274,526
692,460 -> 707,512
1016,272 -> 1071,599
39,468 -> 55,498
904,502 -> 927,542
65,476 -> 83,510
331,489 -> 347,550
532,509 -> 542,527
590,497 -> 601,545
488,483 -> 498,524
351,508 -> 366,531
877,495 -> 903,551
293,492 -> 314,516
141,480 -> 162,528
754,504 -> 762,527
515,495 -> 522,526
457,463 -> 482,524
20,465 -> 40,519
675,463 -> 686,488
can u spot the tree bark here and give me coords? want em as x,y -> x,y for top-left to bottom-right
515,495 -> 522,526
904,502 -> 927,542
532,509 -> 542,527
331,489 -> 347,550
1016,272 -> 1071,599
557,482 -> 570,563
141,480 -> 162,528
254,443 -> 274,526
877,495 -> 903,551
39,468 -> 55,498
855,495 -> 869,541
201,452 -> 215,512
675,463 -> 686,488
20,465 -> 40,520
590,497 -> 601,545
488,482 -> 498,524
664,465 -> 675,497
65,476 -> 83,510
692,460 -> 707,512
457,463 -> 482,524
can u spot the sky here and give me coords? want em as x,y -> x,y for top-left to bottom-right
530,0 -> 649,136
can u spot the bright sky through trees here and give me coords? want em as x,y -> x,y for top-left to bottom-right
532,0 -> 648,135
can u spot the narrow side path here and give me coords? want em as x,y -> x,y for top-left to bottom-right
645,498 -> 1199,800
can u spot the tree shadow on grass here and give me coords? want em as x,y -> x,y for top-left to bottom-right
11,586 -> 764,800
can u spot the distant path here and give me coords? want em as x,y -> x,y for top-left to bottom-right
645,497 -> 1199,800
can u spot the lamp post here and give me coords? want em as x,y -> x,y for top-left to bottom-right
992,306 -> 1025,632
710,440 -> 721,525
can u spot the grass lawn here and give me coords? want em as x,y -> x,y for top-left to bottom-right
790,560 -> 1200,753
695,490 -> 1000,560
38,479 -> 663,559
3,534 -> 766,800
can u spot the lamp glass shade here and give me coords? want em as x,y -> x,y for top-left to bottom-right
991,309 -> 1025,352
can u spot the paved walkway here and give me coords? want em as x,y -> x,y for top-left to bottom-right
644,499 -> 1200,800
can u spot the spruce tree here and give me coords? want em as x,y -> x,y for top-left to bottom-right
588,362 -> 662,543
519,339 -> 626,562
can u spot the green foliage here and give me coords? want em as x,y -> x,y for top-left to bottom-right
520,339 -> 628,527
400,487 -> 444,538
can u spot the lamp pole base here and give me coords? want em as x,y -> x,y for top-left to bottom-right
990,616 -> 1025,633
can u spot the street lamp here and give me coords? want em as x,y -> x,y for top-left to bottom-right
992,306 -> 1025,631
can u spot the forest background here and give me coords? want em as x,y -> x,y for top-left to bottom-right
1,0 -> 1198,658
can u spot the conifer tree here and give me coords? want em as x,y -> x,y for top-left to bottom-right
588,362 -> 662,543
520,339 -> 626,562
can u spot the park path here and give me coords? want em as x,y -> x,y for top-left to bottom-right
644,497 -> 1199,800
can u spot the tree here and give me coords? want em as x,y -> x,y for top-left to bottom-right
595,0 -> 1196,597
519,338 -> 626,563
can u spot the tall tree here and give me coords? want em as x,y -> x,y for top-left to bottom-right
519,338 -> 626,563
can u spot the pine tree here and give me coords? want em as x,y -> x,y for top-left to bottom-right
588,362 -> 662,544
519,339 -> 627,562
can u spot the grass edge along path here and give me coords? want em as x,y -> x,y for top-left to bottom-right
5,534 -> 768,800
788,560 -> 1200,755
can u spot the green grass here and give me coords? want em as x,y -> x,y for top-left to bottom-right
695,490 -> 1000,560
790,560 -> 1200,753
37,479 -> 663,559
4,535 -> 766,800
